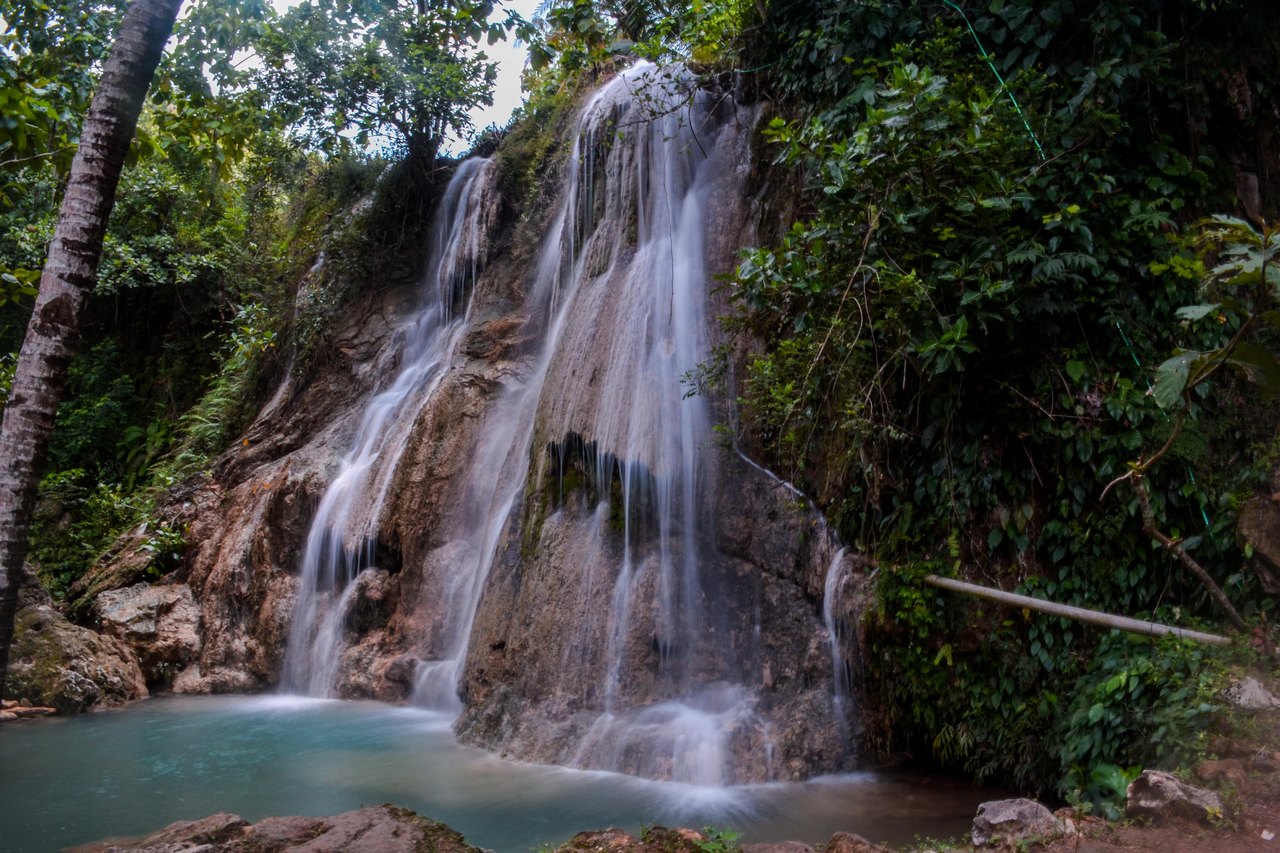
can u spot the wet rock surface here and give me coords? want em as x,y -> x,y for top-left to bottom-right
453,76 -> 868,784
71,804 -> 483,853
169,281 -> 425,695
0,698 -> 57,720
820,832 -> 893,853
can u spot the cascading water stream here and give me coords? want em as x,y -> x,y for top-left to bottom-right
824,549 -> 853,722
281,158 -> 495,696
276,61 -> 856,784
482,63 -> 762,784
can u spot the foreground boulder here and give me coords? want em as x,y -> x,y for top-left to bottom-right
6,602 -> 146,713
1126,769 -> 1225,824
83,817 -> 895,853
556,828 -> 890,853
73,804 -> 484,853
812,832 -> 892,853
972,798 -> 1067,847
1224,676 -> 1280,710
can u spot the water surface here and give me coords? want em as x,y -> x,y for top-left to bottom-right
0,696 -> 987,852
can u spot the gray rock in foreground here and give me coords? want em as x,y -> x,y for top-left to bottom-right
74,812 -> 895,853
68,804 -> 484,853
1224,676 -> 1280,710
972,798 -> 1067,847
1126,769 -> 1225,825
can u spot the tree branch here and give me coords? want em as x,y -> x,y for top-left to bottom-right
1133,474 -> 1246,632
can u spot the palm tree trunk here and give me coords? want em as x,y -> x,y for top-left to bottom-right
0,0 -> 182,712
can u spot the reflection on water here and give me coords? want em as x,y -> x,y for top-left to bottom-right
0,696 -> 988,852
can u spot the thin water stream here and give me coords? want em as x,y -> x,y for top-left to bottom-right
0,696 -> 993,853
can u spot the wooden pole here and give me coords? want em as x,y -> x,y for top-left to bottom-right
923,574 -> 1232,647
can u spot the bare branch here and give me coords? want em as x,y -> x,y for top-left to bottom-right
1132,475 -> 1246,632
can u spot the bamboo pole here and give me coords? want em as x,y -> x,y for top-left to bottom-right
923,574 -> 1232,647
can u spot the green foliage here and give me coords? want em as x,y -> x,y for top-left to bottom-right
0,0 -> 312,594
636,825 -> 741,853
734,1 -> 1277,615
1151,217 -> 1280,410
255,0 -> 528,166
29,471 -> 141,599
97,157 -> 251,298
147,0 -> 276,177
692,827 -> 741,853
731,0 -> 1279,803
44,340 -> 139,480
0,0 -> 124,180
162,301 -> 278,480
870,562 -> 1059,794
522,0 -> 756,83
871,564 -> 1229,814
1057,634 -> 1222,816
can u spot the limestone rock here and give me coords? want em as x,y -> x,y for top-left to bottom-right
822,832 -> 893,853
95,583 -> 200,686
159,277 -> 428,695
556,827 -> 716,853
1224,676 -> 1280,710
1125,769 -> 1225,824
558,829 -> 646,853
120,812 -> 248,847
62,486 -> 207,622
972,798 -> 1067,847
79,804 -> 482,853
5,603 -> 146,713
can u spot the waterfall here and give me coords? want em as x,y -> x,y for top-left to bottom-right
443,63 -> 789,783
276,62 -> 856,784
281,158 -> 495,696
824,549 -> 853,720
538,65 -> 739,783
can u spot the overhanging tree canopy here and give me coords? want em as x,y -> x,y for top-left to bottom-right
256,0 -> 530,169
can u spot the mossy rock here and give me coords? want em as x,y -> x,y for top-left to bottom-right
5,603 -> 146,713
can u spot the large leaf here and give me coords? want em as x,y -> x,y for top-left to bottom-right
1226,342 -> 1280,397
1150,351 -> 1200,410
1174,303 -> 1219,321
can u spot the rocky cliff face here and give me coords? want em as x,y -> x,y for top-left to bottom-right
74,65 -> 873,783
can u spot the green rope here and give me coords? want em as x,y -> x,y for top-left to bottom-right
940,0 -> 1047,161
1113,320 -> 1215,535
735,58 -> 782,74
1114,322 -> 1143,370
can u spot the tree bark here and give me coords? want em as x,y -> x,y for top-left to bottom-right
0,0 -> 182,713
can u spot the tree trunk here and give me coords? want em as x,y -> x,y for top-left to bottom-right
0,0 -> 182,713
